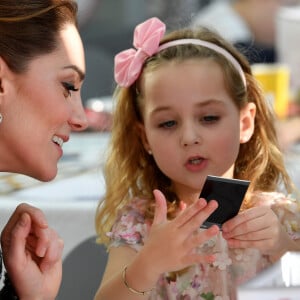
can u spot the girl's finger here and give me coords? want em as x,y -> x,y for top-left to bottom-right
222,206 -> 267,233
223,216 -> 270,239
152,189 -> 168,225
185,224 -> 219,252
226,235 -> 273,250
174,198 -> 208,228
180,200 -> 218,233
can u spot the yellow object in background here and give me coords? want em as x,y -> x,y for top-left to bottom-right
252,63 -> 290,119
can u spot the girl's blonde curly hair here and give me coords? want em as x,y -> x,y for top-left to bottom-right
95,26 -> 293,246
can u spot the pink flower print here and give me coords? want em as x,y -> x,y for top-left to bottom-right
119,229 -> 140,244
120,213 -> 135,225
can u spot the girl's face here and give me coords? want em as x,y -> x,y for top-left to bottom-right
0,24 -> 88,181
140,59 -> 255,202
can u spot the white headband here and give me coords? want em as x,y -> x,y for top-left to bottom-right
114,17 -> 246,88
158,39 -> 246,87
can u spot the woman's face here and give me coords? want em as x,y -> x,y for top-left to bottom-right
140,59 -> 255,202
0,24 -> 88,181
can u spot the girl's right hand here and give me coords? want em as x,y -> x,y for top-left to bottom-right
138,189 -> 219,278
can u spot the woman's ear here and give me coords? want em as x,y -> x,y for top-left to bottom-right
0,58 -> 4,94
240,102 -> 256,143
136,122 -> 152,154
0,56 -> 14,96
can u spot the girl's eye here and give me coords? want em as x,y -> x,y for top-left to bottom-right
62,82 -> 79,98
201,115 -> 220,123
158,120 -> 176,128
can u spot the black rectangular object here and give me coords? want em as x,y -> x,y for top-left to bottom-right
199,175 -> 250,229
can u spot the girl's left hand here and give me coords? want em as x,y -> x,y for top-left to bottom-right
221,206 -> 291,256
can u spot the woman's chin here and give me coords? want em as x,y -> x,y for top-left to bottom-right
32,168 -> 58,182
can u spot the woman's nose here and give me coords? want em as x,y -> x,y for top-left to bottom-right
69,99 -> 88,131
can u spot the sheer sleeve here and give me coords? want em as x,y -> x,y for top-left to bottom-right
106,198 -> 150,251
251,191 -> 300,240
272,193 -> 300,240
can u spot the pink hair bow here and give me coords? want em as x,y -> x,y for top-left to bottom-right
114,17 -> 166,87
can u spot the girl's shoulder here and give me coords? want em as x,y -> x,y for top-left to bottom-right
250,190 -> 298,207
107,197 -> 151,250
114,197 -> 150,223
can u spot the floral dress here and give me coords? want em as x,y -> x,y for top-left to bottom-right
107,192 -> 300,300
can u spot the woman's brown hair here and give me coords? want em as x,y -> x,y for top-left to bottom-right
0,0 -> 78,73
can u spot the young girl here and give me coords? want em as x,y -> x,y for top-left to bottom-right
94,17 -> 300,299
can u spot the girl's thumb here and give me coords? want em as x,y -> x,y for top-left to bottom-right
152,189 -> 167,225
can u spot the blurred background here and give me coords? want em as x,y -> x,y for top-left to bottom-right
73,0 -> 300,191
77,0 -> 300,103
76,0 -> 211,102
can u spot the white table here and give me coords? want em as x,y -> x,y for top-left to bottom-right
237,252 -> 300,299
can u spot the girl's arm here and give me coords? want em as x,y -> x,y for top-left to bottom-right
94,246 -> 157,300
94,190 -> 219,300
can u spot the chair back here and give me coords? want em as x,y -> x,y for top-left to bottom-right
56,235 -> 108,300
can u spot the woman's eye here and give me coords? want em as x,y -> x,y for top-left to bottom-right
159,120 -> 176,128
201,115 -> 220,123
62,82 -> 79,98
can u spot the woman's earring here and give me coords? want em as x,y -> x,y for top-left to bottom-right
148,149 -> 152,155
0,113 -> 2,124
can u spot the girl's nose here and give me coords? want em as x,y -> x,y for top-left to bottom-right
183,137 -> 200,147
181,124 -> 202,147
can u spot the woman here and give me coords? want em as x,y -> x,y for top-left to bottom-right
0,0 -> 88,299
